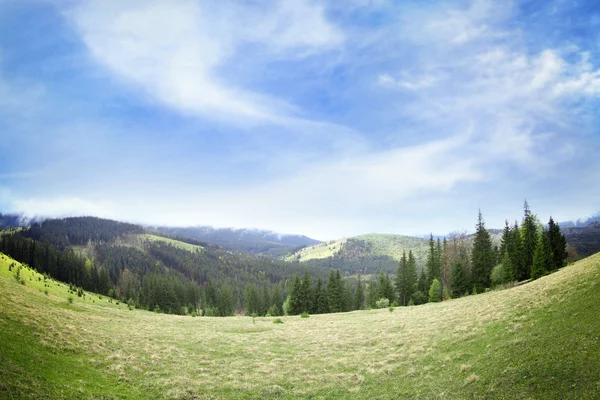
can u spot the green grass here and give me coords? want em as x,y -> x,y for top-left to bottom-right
285,238 -> 348,261
355,233 -> 429,261
137,234 -> 204,253
1,252 -> 599,399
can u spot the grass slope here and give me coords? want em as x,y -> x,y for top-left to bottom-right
285,238 -> 348,262
137,233 -> 204,253
1,252 -> 599,399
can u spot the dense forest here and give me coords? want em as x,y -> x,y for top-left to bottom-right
0,202 -> 569,317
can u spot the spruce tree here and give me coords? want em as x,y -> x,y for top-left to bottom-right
327,270 -> 342,313
376,271 -> 394,302
395,251 -> 409,306
510,221 -> 525,280
470,210 -> 495,292
501,250 -> 515,283
428,278 -> 441,302
520,200 -> 538,280
531,230 -> 551,280
426,234 -> 438,288
499,220 -> 511,258
547,217 -> 567,271
314,278 -> 328,314
354,275 -> 365,310
289,274 -> 302,315
300,270 -> 313,313
451,261 -> 467,298
407,250 -> 418,302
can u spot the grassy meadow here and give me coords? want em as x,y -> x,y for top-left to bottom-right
1,252 -> 599,399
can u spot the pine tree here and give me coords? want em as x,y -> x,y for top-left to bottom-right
428,278 -> 441,302
510,221 -> 525,280
289,274 -> 302,315
531,230 -> 551,280
300,270 -> 313,313
314,278 -> 328,314
354,275 -> 365,310
547,217 -> 567,271
521,200 -> 538,280
395,251 -> 409,306
450,261 -> 467,298
376,271 -> 394,302
501,250 -> 515,282
426,234 -> 438,288
470,210 -> 495,292
407,250 -> 418,301
500,220 -> 511,258
327,270 -> 342,313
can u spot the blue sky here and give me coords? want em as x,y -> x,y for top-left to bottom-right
1,0 -> 599,239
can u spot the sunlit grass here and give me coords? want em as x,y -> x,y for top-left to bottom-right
1,252 -> 599,399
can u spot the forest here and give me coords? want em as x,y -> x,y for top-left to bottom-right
0,201 -> 567,317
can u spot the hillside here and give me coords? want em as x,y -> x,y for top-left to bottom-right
1,217 -> 329,316
285,234 -> 431,275
563,221 -> 600,259
156,225 -> 320,257
1,251 -> 599,398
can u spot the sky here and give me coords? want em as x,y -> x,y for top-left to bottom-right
1,0 -> 599,240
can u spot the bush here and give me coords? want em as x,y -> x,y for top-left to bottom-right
301,311 -> 309,318
67,295 -> 74,304
375,298 -> 390,309
273,318 -> 284,324
204,307 -> 216,317
44,289 -> 49,296
490,264 -> 505,288
267,304 -> 280,317
191,311 -> 197,317
388,306 -> 395,312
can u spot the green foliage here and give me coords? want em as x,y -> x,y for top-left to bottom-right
428,278 -> 441,303
395,250 -> 418,306
490,264 -> 505,288
547,217 -> 567,271
410,290 -> 427,305
376,271 -> 394,305
354,275 -> 365,310
388,306 -> 394,312
451,261 -> 468,298
272,318 -> 284,324
470,210 -> 495,292
67,295 -> 74,304
520,200 -> 538,280
531,231 -> 551,280
300,311 -> 310,318
375,298 -> 390,309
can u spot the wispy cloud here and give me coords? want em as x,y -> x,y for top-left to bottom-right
66,0 -> 343,122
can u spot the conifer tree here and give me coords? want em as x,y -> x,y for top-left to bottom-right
407,250 -> 418,300
450,261 -> 467,298
376,271 -> 394,302
501,250 -> 515,282
531,230 -> 551,280
300,270 -> 313,313
417,269 -> 428,296
426,234 -> 438,288
289,274 -> 302,315
520,200 -> 538,280
327,270 -> 342,313
314,278 -> 328,314
342,280 -> 354,311
547,217 -> 567,271
500,220 -> 511,257
470,210 -> 495,292
510,221 -> 525,280
428,278 -> 441,302
395,251 -> 409,306
354,275 -> 365,310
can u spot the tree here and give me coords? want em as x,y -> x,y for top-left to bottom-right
547,217 -> 567,272
428,278 -> 441,303
470,210 -> 495,292
450,261 -> 467,298
395,251 -> 417,306
509,221 -> 524,280
299,270 -> 313,313
501,250 -> 515,283
531,230 -> 551,280
425,234 -> 440,288
376,271 -> 394,303
327,270 -> 342,313
288,274 -> 302,315
354,275 -> 365,310
520,200 -> 538,280
314,278 -> 328,314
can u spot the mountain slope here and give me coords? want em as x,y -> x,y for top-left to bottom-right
156,225 -> 320,257
563,221 -> 600,259
1,251 -> 598,398
286,233 -> 430,274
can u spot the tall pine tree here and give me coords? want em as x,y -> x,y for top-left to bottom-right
547,217 -> 567,272
531,230 -> 551,280
470,210 -> 495,292
520,200 -> 538,280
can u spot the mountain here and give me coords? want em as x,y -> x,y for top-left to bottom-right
563,221 -> 600,259
155,225 -> 320,257
285,233 -> 431,275
559,213 -> 600,228
0,216 -> 328,316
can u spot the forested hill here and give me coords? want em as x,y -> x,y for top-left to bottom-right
155,225 -> 320,257
285,234 -> 431,275
0,216 -> 329,317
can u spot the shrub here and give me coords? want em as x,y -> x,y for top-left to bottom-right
273,318 -> 284,324
388,306 -> 395,312
490,264 -> 505,288
77,287 -> 84,297
204,307 -> 216,317
44,289 -> 49,296
191,311 -> 197,317
375,298 -> 390,309
301,311 -> 309,318
67,295 -> 74,304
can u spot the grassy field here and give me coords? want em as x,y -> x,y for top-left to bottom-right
1,252 -> 599,399
285,238 -> 348,262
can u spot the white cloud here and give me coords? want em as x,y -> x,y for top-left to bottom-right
66,0 -> 343,121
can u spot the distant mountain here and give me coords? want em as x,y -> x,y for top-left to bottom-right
155,226 -> 320,258
559,213 -> 600,228
562,221 -> 600,259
